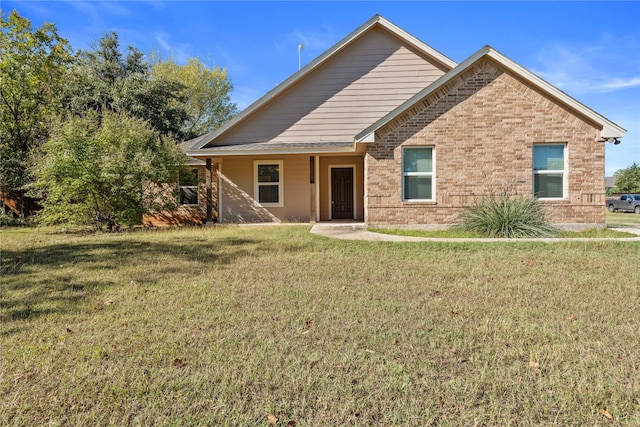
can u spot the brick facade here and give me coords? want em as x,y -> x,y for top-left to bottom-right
365,58 -> 606,228
144,164 -> 218,226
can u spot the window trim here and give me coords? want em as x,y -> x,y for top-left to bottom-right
254,160 -> 283,207
533,143 -> 567,200
402,146 -> 435,202
178,168 -> 200,206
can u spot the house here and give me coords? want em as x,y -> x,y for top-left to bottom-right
605,176 -> 617,195
177,15 -> 625,229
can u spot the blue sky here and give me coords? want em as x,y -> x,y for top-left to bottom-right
4,1 -> 639,175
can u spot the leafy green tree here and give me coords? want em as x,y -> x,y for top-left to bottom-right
65,32 -> 188,138
151,57 -> 237,139
0,11 -> 73,214
31,111 -> 186,231
613,162 -> 640,193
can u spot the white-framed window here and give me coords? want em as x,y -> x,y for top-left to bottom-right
533,144 -> 566,199
402,146 -> 434,201
178,168 -> 199,205
254,160 -> 283,206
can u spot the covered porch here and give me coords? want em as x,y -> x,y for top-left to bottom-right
190,142 -> 366,224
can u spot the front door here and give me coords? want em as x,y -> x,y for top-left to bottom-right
331,168 -> 354,219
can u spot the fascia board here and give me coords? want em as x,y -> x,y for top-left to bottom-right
356,46 -> 626,143
191,15 -> 458,150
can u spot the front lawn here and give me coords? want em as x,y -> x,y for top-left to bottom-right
2,226 -> 639,425
370,211 -> 640,239
607,210 -> 640,227
369,226 -> 636,239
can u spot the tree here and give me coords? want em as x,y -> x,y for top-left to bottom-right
31,111 -> 186,231
613,162 -> 640,193
0,11 -> 73,214
65,32 -> 188,138
151,57 -> 237,139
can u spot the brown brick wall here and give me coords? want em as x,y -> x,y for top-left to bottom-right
144,164 -> 217,226
365,58 -> 605,228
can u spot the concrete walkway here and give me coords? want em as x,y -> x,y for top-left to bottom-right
310,222 -> 640,242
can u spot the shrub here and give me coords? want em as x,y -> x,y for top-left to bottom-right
456,192 -> 556,238
30,111 -> 186,231
0,211 -> 33,227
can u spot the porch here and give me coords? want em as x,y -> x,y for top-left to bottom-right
199,151 -> 366,224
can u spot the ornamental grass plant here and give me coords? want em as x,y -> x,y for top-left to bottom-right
457,192 -> 557,238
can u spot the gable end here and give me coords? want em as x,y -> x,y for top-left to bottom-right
188,15 -> 457,151
357,46 -> 625,144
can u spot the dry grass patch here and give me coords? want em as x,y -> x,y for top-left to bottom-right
2,226 -> 640,425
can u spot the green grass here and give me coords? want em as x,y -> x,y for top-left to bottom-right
370,209 -> 640,240
2,226 -> 640,425
555,228 -> 636,238
369,227 -> 486,238
370,226 -> 636,239
606,211 -> 640,227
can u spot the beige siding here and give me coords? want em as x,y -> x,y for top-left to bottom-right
219,155 -> 312,223
211,27 -> 448,146
366,59 -> 605,228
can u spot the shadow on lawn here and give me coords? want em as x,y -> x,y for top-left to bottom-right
1,234 -> 277,332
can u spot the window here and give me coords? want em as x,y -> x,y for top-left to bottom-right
254,160 -> 283,206
403,147 -> 434,201
533,144 -> 566,199
179,168 -> 199,205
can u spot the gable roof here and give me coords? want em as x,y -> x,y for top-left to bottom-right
355,45 -> 626,143
186,15 -> 457,152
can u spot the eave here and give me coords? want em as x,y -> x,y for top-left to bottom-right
186,141 -> 356,158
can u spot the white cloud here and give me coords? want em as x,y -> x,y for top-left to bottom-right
531,36 -> 640,94
602,77 -> 640,90
152,31 -> 192,63
289,25 -> 336,52
63,0 -> 131,26
4,1 -> 52,18
536,71 -> 640,93
155,34 -> 171,52
214,47 -> 248,76
276,24 -> 337,68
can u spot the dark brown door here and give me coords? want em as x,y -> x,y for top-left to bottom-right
331,168 -> 354,219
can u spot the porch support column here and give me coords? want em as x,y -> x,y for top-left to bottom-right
206,158 -> 213,224
314,155 -> 320,222
309,156 -> 316,223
